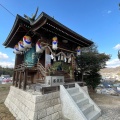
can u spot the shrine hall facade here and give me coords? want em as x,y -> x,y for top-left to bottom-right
3,12 -> 93,90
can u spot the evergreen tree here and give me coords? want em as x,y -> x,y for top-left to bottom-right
76,44 -> 110,90
0,67 -> 13,77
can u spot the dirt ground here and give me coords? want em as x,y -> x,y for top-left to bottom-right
0,84 -> 120,120
0,84 -> 15,120
90,92 -> 120,120
90,92 -> 120,105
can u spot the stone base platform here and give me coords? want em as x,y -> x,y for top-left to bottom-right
4,86 -> 66,120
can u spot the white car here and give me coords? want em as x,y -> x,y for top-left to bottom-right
2,78 -> 12,84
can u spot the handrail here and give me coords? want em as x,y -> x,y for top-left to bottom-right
37,64 -> 45,72
14,62 -> 36,71
38,67 -> 46,76
14,63 -> 27,70
37,63 -> 46,76
37,63 -> 45,71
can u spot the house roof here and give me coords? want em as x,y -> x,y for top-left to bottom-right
3,12 -> 93,48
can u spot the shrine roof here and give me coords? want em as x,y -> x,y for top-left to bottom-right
3,12 -> 93,48
3,14 -> 31,48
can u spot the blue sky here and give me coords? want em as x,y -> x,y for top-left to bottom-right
0,0 -> 120,68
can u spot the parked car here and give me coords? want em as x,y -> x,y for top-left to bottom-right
2,78 -> 12,84
0,77 -> 3,81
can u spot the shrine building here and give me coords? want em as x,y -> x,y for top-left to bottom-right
3,12 -> 93,90
3,11 -> 102,120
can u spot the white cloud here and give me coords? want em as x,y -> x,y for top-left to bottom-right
0,61 -> 14,68
106,58 -> 120,68
113,44 -> 120,50
107,10 -> 112,14
0,52 -> 9,60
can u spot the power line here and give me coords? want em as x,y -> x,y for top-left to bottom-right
0,3 -> 15,17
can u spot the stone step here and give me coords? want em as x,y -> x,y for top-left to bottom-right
65,86 -> 101,120
86,110 -> 100,120
71,92 -> 84,102
67,87 -> 79,95
62,118 -> 70,120
76,97 -> 89,108
80,103 -> 94,116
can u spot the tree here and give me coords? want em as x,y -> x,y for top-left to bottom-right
0,67 -> 13,77
84,71 -> 101,90
118,50 -> 120,60
75,44 -> 110,90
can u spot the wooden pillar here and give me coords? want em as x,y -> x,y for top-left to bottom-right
23,69 -> 27,90
18,71 -> 22,88
45,47 -> 51,76
71,56 -> 76,69
31,74 -> 34,84
71,56 -> 76,80
13,71 -> 16,86
13,54 -> 18,86
15,71 -> 18,87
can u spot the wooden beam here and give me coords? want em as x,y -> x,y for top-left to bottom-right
32,18 -> 48,32
5,25 -> 21,47
23,69 -> 27,90
13,71 -> 15,86
15,71 -> 18,87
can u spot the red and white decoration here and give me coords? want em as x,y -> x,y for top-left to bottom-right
23,36 -> 32,48
13,45 -> 21,54
77,46 -> 81,56
52,37 -> 58,50
36,41 -> 43,53
18,41 -> 25,51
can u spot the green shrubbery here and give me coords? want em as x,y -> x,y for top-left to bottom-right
76,44 -> 110,90
0,66 -> 13,77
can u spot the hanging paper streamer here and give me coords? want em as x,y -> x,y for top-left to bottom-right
51,54 -> 56,61
23,36 -> 32,48
53,53 -> 56,61
52,36 -> 58,50
18,41 -> 25,51
58,55 -> 60,61
51,54 -> 54,59
77,46 -> 81,56
36,41 -> 43,53
13,45 -> 21,54
61,55 -> 64,61
68,57 -> 71,63
64,57 -> 67,62
53,56 -> 56,61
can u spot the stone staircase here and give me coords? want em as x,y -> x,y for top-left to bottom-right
60,83 -> 101,120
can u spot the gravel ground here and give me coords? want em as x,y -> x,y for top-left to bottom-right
90,93 -> 120,120
97,105 -> 120,120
